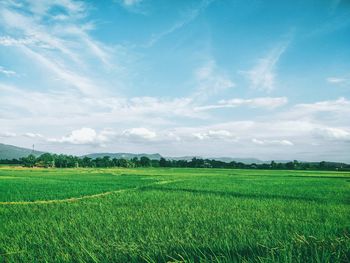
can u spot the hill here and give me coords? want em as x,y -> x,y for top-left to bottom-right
84,153 -> 273,164
0,143 -> 44,160
0,143 -> 292,164
167,156 -> 267,164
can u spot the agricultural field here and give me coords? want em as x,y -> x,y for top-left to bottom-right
0,167 -> 349,262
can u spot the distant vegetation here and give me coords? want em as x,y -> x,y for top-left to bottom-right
0,152 -> 349,171
84,152 -> 162,160
1,143 -> 348,170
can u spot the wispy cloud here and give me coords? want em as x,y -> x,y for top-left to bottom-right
326,77 -> 349,87
196,97 -> 288,111
284,97 -> 350,124
23,133 -> 43,138
252,138 -> 293,146
20,46 -> 102,96
0,84 -> 205,126
192,130 -> 238,141
0,1 -> 349,161
0,66 -> 16,76
313,127 -> 350,141
240,39 -> 290,92
0,132 -> 16,138
192,59 -> 235,101
0,0 -> 118,97
0,36 -> 37,46
115,0 -> 146,14
146,0 -> 214,47
327,77 -> 347,84
122,0 -> 143,7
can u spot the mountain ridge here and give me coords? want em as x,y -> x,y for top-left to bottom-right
0,143 -> 306,164
0,143 -> 45,159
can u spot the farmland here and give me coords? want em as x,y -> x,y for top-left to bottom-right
0,167 -> 349,262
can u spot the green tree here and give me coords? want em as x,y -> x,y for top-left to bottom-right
140,156 -> 151,167
102,156 -> 111,167
270,161 -> 277,169
131,157 -> 140,167
81,157 -> 92,167
37,153 -> 55,168
159,157 -> 168,167
21,154 -> 36,167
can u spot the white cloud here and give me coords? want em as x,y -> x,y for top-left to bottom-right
295,97 -> 350,111
326,77 -> 349,87
193,59 -> 235,100
0,0 -> 117,98
252,138 -> 294,146
20,46 -> 101,96
116,0 -> 146,14
0,1 -> 349,162
196,97 -> 288,111
124,97 -> 201,119
0,8 -> 82,62
0,132 -> 16,138
241,41 -> 289,92
314,127 -> 350,141
122,128 -> 157,140
0,66 -> 16,76
0,84 -> 207,126
2,81 -> 349,159
146,0 -> 213,46
0,35 -> 56,50
0,36 -> 36,46
48,128 -> 114,145
23,133 -> 43,138
192,130 -> 238,141
11,0 -> 87,20
285,97 -> 350,124
122,0 -> 142,6
327,77 -> 347,84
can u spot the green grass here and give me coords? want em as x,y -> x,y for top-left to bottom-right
0,167 -> 349,262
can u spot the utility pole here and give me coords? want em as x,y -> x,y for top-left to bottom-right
32,144 -> 34,154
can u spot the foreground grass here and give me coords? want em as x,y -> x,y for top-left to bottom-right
0,167 -> 349,262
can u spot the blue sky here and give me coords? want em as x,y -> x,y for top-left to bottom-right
0,0 -> 350,161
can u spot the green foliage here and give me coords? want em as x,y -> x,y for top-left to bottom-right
2,153 -> 350,171
36,153 -> 55,168
140,156 -> 151,167
20,154 -> 36,167
0,168 -> 349,262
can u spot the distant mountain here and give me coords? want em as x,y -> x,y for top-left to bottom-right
84,154 -> 269,164
213,158 -> 293,164
0,143 -> 292,164
166,156 -> 202,161
0,143 -> 45,160
83,152 -> 163,160
82,153 -> 274,164
167,156 -> 267,164
211,157 -> 265,164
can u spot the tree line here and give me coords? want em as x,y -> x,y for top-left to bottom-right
0,153 -> 349,171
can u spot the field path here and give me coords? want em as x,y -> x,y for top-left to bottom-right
0,179 -> 179,206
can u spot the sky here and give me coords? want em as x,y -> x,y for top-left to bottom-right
0,0 -> 350,162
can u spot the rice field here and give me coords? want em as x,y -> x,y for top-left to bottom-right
0,167 -> 349,262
